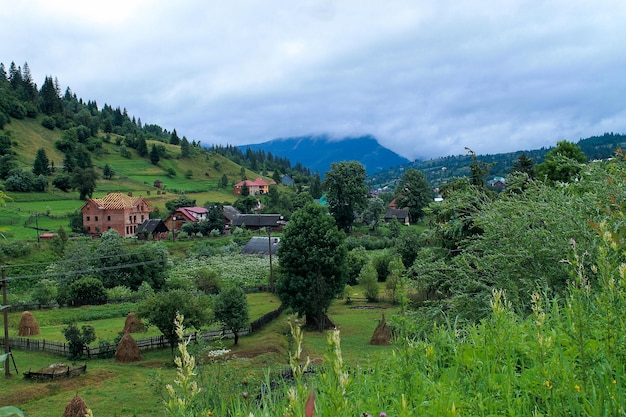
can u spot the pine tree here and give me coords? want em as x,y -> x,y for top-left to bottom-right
170,129 -> 180,145
180,136 -> 190,158
149,144 -> 160,165
32,148 -> 51,176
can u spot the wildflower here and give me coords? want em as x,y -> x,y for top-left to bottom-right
361,413 -> 372,417
380,413 -> 387,417
545,380 -> 552,390
242,391 -> 249,399
613,379 -> 617,385
575,385 -> 581,392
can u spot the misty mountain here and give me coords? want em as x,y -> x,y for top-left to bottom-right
239,135 -> 410,177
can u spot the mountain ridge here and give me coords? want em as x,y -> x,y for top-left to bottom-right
239,135 -> 410,177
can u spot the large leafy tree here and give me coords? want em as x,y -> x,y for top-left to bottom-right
213,286 -> 249,345
138,289 -> 209,353
71,167 -> 98,200
536,140 -> 586,183
361,197 -> 386,230
394,169 -> 433,223
276,203 -> 348,330
324,161 -> 368,232
165,195 -> 196,212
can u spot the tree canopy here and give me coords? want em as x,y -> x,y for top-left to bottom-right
276,203 -> 348,330
324,161 -> 368,232
393,168 -> 433,223
138,289 -> 209,353
213,286 -> 249,345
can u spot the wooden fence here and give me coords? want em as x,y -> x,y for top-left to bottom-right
23,364 -> 87,380
4,305 -> 282,358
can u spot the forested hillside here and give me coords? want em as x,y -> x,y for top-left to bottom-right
370,133 -> 626,189
0,61 -> 316,199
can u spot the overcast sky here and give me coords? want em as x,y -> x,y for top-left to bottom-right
3,0 -> 626,161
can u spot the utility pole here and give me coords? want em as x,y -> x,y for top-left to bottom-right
267,227 -> 274,292
2,267 -> 10,377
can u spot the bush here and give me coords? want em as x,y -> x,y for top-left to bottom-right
358,263 -> 380,302
106,285 -> 135,301
41,116 -> 55,130
68,277 -> 108,305
346,246 -> 369,285
372,251 -> 393,282
136,281 -> 155,300
31,279 -> 58,305
193,268 -> 222,295
62,322 -> 96,359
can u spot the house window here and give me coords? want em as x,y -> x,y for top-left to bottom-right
133,215 -> 137,223
141,215 -> 144,221
95,216 -> 98,221
129,215 -> 132,222
107,216 -> 111,221
86,216 -> 90,221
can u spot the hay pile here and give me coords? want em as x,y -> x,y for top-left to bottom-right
115,333 -> 142,363
62,395 -> 89,417
369,313 -> 391,345
17,311 -> 40,336
122,312 -> 146,333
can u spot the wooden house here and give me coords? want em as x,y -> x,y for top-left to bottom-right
233,178 -> 275,196
164,206 -> 208,231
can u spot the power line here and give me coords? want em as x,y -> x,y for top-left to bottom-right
3,257 -> 167,281
1,250 -> 166,271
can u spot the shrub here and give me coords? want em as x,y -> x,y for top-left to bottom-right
193,268 -> 222,295
41,116 -> 55,130
68,277 -> 108,305
346,246 -> 369,285
106,285 -> 134,301
136,281 -> 155,299
61,322 -> 96,360
358,263 -> 380,302
31,279 -> 58,305
372,251 -> 393,282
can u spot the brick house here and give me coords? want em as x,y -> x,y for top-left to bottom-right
81,192 -> 151,237
233,178 -> 274,196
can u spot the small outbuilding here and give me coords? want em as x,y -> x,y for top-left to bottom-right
136,219 -> 169,240
241,236 -> 281,255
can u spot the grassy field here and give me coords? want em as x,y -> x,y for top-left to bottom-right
1,291 -> 397,417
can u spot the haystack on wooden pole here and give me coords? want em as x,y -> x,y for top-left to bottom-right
369,312 -> 391,346
17,311 -> 41,336
62,395 -> 89,417
123,312 -> 145,334
115,333 -> 142,363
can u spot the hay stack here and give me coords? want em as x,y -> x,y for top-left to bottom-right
369,313 -> 391,345
17,311 -> 41,336
62,395 -> 89,417
122,312 -> 145,333
115,333 -> 142,363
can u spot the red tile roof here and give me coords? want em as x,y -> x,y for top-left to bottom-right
234,178 -> 270,187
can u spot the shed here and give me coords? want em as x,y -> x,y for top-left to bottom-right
136,219 -> 169,240
241,236 -> 281,255
233,214 -> 286,231
384,208 -> 410,226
